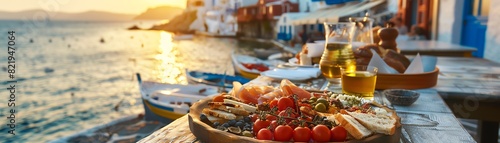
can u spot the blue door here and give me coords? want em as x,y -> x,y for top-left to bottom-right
461,0 -> 489,57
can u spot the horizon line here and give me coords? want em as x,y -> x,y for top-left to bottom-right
0,5 -> 185,15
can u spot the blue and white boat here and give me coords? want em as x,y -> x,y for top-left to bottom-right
186,69 -> 250,88
138,73 -> 220,123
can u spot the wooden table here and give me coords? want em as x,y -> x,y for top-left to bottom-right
139,77 -> 475,143
434,57 -> 500,143
397,41 -> 477,57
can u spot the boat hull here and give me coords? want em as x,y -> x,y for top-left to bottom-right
234,67 -> 260,79
186,70 -> 250,88
143,99 -> 185,120
231,53 -> 264,79
139,81 -> 219,123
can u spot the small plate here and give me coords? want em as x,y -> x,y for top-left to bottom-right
261,68 -> 320,81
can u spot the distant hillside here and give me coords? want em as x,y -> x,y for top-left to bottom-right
134,6 -> 184,20
0,10 -> 134,21
149,10 -> 197,33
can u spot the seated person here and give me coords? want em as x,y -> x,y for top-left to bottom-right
390,17 -> 408,35
408,25 -> 427,40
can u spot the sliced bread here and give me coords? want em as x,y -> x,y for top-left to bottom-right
206,115 -> 228,123
335,114 -> 373,140
202,108 -> 236,120
346,112 -> 397,135
208,102 -> 249,116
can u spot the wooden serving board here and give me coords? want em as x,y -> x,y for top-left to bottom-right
188,98 -> 401,143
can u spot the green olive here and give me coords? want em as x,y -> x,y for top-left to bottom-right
315,103 -> 327,112
316,98 -> 329,106
309,97 -> 318,102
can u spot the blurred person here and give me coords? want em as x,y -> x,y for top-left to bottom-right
291,30 -> 304,47
408,25 -> 427,40
391,17 -> 408,35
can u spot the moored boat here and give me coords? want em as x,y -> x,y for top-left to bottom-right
231,52 -> 286,79
186,69 -> 250,88
231,53 -> 270,79
138,74 -> 220,123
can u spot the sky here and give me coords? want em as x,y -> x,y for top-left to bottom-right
2,0 -> 187,14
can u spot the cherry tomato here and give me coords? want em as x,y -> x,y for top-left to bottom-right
287,120 -> 298,129
256,128 -> 273,140
293,126 -> 312,142
312,125 -> 331,142
269,120 -> 278,131
278,110 -> 298,123
253,119 -> 271,135
212,95 -> 225,102
331,126 -> 348,142
250,114 -> 258,122
278,97 -> 296,111
266,114 -> 277,121
269,99 -> 278,109
274,125 -> 293,141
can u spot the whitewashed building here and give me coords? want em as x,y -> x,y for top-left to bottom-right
275,0 -> 395,42
188,0 -> 243,36
396,0 -> 497,60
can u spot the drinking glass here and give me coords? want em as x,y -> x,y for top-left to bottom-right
349,17 -> 374,47
342,65 -> 378,97
319,22 -> 357,91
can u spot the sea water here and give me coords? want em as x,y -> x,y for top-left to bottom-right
0,20 -> 265,142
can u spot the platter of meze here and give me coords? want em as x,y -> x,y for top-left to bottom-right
188,79 -> 401,142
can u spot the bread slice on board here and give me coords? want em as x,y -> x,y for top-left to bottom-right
208,102 -> 249,116
346,111 -> 397,135
202,108 -> 236,120
335,114 -> 373,140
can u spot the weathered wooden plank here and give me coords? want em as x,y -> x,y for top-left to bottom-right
138,115 -> 198,143
391,89 -> 452,113
399,112 -> 476,143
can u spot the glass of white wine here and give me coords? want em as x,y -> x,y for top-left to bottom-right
320,22 -> 357,91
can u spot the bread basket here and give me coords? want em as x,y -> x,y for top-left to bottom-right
375,67 -> 439,89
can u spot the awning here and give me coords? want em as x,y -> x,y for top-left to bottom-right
292,0 -> 385,25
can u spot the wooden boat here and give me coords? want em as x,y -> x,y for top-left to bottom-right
186,69 -> 250,88
231,52 -> 287,79
50,74 -> 222,142
137,73 -> 220,123
231,53 -> 269,79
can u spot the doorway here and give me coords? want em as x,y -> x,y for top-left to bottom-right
461,0 -> 489,58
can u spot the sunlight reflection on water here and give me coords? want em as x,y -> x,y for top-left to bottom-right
155,32 -> 187,84
0,21 -> 275,142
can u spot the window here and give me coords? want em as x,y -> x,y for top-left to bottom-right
473,0 -> 490,16
262,7 -> 266,14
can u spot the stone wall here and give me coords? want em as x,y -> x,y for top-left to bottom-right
484,0 -> 500,62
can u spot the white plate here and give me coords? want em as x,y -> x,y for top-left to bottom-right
260,68 -> 321,81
